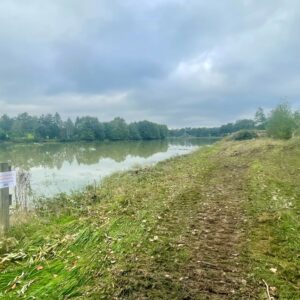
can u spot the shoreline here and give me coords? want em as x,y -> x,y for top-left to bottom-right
0,136 -> 220,146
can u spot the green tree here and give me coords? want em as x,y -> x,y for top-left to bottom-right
137,121 -> 160,140
254,107 -> 267,129
0,128 -> 7,140
75,117 -> 104,141
219,123 -> 234,136
11,113 -> 39,138
128,123 -> 141,140
36,114 -> 60,139
158,125 -> 168,139
105,118 -> 129,140
0,112 -> 168,142
267,103 -> 295,139
59,118 -> 75,141
65,118 -> 75,140
294,111 -> 300,136
0,114 -> 13,135
233,119 -> 255,131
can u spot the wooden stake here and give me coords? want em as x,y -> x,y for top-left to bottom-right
0,163 -> 10,236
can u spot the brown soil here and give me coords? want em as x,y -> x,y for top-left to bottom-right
178,155 -> 256,299
114,145 -> 262,299
155,149 -> 260,300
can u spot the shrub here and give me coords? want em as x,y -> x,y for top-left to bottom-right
294,111 -> 300,136
231,130 -> 258,141
267,103 -> 295,139
0,129 -> 7,141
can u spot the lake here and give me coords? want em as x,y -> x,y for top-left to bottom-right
0,138 -> 217,200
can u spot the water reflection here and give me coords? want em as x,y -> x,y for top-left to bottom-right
0,139 -> 217,197
0,140 -> 170,170
168,137 -> 219,147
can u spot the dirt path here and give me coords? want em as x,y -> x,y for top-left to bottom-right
114,145 -> 262,300
164,149 -> 257,299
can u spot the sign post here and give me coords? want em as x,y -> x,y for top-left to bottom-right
0,163 -> 15,236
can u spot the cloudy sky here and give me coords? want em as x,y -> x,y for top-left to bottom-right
0,0 -> 299,127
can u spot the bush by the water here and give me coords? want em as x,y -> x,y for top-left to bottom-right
266,103 -> 295,140
231,130 -> 258,141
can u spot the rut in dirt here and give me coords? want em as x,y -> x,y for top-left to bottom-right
175,154 -> 257,299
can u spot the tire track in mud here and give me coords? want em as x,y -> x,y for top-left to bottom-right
173,153 -> 257,299
115,146 -> 261,299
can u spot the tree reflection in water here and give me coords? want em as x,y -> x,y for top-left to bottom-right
0,139 -> 217,198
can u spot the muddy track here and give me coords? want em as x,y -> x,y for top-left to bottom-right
113,145 -> 264,299
175,153 -> 257,299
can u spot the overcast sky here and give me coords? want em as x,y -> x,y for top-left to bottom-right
0,0 -> 299,127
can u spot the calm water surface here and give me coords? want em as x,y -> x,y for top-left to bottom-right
0,138 -> 217,197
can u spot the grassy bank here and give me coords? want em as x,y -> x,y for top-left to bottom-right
246,139 -> 300,299
0,139 -> 299,299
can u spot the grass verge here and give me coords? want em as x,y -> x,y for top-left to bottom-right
246,139 -> 300,299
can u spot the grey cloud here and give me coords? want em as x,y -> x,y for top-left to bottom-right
0,0 -> 299,126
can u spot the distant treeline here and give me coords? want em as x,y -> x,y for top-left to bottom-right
169,119 -> 257,138
170,104 -> 300,140
0,113 -> 168,142
1,104 -> 299,143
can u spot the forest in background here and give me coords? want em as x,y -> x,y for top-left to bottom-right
0,103 -> 299,142
0,114 -> 168,142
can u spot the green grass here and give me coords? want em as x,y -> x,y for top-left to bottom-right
0,146 -> 216,299
246,139 -> 300,299
0,139 -> 299,299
